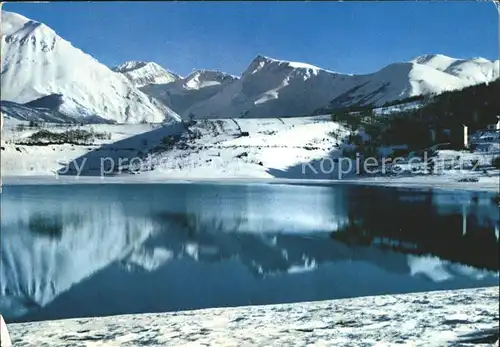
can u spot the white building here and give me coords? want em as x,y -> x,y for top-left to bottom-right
487,116 -> 500,131
463,124 -> 468,149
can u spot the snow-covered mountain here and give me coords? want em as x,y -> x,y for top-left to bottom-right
112,61 -> 180,87
2,10 -> 498,123
411,54 -> 499,84
1,96 -> 113,124
181,56 -> 344,119
139,69 -> 238,116
0,11 -> 180,124
180,55 -> 499,119
326,61 -> 469,109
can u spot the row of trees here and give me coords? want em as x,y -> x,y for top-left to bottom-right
332,78 -> 500,151
16,121 -> 41,131
20,128 -> 112,145
333,108 -> 433,151
415,79 -> 500,131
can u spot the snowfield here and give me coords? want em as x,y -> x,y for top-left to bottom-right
139,69 -> 238,118
1,116 -> 347,179
2,117 -> 499,192
6,286 -> 499,347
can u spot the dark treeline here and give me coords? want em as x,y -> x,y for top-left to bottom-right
330,79 -> 500,150
17,128 -> 112,146
412,78 -> 500,132
331,78 -> 499,130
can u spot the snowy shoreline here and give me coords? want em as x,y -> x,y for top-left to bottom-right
2,174 -> 499,194
6,286 -> 499,347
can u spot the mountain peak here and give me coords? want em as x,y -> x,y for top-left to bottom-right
113,61 -> 151,73
410,54 -> 460,72
470,57 -> 491,63
186,69 -> 237,80
1,10 -> 180,124
1,11 -> 33,34
112,61 -> 180,87
183,69 -> 237,90
244,54 -> 333,78
411,54 -> 452,63
248,54 -> 299,68
2,10 -> 31,23
252,54 -> 276,64
1,10 -> 55,41
411,54 -> 493,66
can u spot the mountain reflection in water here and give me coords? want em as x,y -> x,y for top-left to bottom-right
1,183 -> 498,323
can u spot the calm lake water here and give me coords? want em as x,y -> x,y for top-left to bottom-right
1,183 -> 498,323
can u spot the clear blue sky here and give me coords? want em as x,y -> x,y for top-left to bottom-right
3,1 -> 499,76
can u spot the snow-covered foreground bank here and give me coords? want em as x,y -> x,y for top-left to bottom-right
6,286 -> 499,347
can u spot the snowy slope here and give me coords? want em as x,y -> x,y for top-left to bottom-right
1,97 -> 115,124
140,69 -> 238,116
1,99 -> 111,124
2,94 -> 113,124
1,101 -> 75,124
23,94 -> 107,122
112,61 -> 180,87
327,62 -> 469,109
182,54 -> 499,119
373,100 -> 424,116
411,54 -> 460,71
411,54 -> 500,85
444,58 -> 500,84
2,115 -> 499,190
1,117 -> 348,178
0,11 -> 180,124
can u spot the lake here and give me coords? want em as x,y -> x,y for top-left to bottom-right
1,183 -> 498,323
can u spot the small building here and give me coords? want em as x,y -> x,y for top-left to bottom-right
486,116 -> 500,131
444,124 -> 469,149
429,123 -> 468,149
463,124 -> 469,149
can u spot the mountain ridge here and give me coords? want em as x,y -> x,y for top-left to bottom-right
138,69 -> 239,116
2,10 -> 498,123
177,53 -> 498,119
